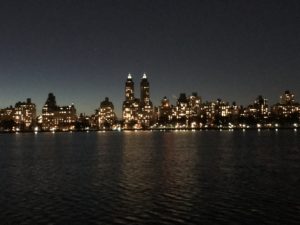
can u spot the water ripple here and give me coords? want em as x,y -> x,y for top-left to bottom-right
0,131 -> 299,224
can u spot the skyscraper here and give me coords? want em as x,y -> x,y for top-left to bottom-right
139,73 -> 154,128
125,73 -> 135,101
140,73 -> 150,105
122,74 -> 140,129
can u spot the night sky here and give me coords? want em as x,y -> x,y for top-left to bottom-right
0,0 -> 299,117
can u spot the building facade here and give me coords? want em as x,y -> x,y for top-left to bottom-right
139,74 -> 154,128
41,93 -> 77,131
98,97 -> 117,129
0,98 -> 36,131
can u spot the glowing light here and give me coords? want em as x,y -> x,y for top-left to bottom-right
142,73 -> 147,79
128,73 -> 132,79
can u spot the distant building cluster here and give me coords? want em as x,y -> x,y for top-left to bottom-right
0,75 -> 299,132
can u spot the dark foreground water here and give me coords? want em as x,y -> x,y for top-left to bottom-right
0,130 -> 299,225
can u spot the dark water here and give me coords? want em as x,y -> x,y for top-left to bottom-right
0,130 -> 299,225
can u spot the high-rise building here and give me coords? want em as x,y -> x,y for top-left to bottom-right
272,90 -> 300,119
122,74 -> 140,129
140,73 -> 150,105
189,92 -> 201,117
57,105 -> 77,131
245,95 -> 269,119
98,97 -> 117,129
158,96 -> 173,125
125,73 -> 135,101
122,73 -> 154,129
42,93 -> 59,130
41,93 -> 77,131
0,98 -> 36,131
280,90 -> 295,105
14,98 -> 37,130
173,93 -> 190,127
139,73 -> 154,127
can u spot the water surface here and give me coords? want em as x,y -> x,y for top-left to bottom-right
0,130 -> 299,224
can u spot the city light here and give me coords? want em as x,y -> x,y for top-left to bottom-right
0,82 -> 299,132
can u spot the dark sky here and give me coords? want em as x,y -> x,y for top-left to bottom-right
0,0 -> 299,116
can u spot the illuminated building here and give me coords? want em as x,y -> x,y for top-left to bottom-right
90,110 -> 99,129
158,96 -> 173,125
57,105 -> 77,131
245,95 -> 269,118
42,93 -> 59,130
0,107 -> 15,131
189,92 -> 201,117
139,73 -> 154,128
239,95 -> 270,127
0,107 -> 14,120
200,99 -> 230,126
98,97 -> 117,129
229,102 -> 241,117
14,98 -> 37,130
228,102 -> 243,126
42,93 -> 77,131
0,98 -> 36,131
76,113 -> 93,130
200,101 -> 215,125
280,90 -> 295,104
215,99 -> 231,117
122,74 -> 140,129
173,93 -> 191,127
271,90 -> 300,122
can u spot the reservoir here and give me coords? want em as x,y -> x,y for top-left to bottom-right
0,130 -> 299,224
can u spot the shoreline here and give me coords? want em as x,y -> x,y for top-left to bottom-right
0,127 -> 298,134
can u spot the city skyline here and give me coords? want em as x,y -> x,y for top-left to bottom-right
1,74 -> 299,114
0,73 -> 299,118
1,81 -> 299,132
1,0 -> 299,116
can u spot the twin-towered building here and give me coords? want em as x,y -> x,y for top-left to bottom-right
122,73 -> 154,129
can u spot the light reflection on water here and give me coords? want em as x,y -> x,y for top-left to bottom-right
0,130 -> 299,224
